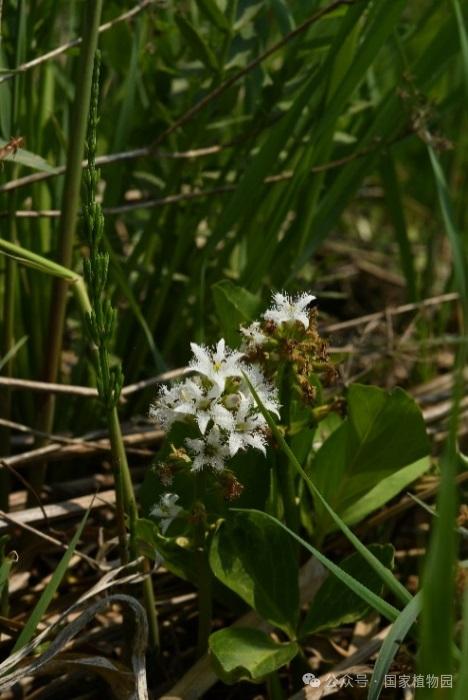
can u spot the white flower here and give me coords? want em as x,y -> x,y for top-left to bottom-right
228,393 -> 267,457
241,365 -> 281,418
240,321 -> 268,350
149,383 -> 185,430
172,377 -> 221,434
150,492 -> 182,533
189,339 -> 244,391
263,291 -> 315,329
185,426 -> 230,473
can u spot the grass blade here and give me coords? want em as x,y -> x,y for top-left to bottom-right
11,505 -> 91,652
380,154 -> 417,301
0,335 -> 28,371
368,592 -> 422,700
428,146 -> 467,309
0,138 -> 56,172
452,0 -> 468,95
455,584 -> 468,700
0,237 -> 90,314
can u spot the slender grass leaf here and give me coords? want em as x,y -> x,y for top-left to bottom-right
452,0 -> 468,96
408,493 -> 468,538
419,339 -> 466,683
455,586 -> 468,700
368,592 -> 422,700
428,146 -> 468,309
380,154 -> 417,301
0,335 -> 28,371
195,0 -> 230,32
0,138 -> 56,173
12,505 -> 91,652
0,47 -> 11,138
301,545 -> 395,637
270,0 -> 295,34
106,246 -> 163,370
0,237 -> 91,314
175,14 -> 219,73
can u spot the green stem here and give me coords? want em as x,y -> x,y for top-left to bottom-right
32,0 -> 103,502
278,364 -> 299,536
0,253 -> 15,509
107,406 -> 160,651
195,473 -> 212,657
106,407 -> 130,565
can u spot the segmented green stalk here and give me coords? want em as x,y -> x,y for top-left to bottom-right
82,54 -> 159,650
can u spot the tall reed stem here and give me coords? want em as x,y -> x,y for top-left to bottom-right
30,0 -> 103,503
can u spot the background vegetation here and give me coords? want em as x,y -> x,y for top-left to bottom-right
0,1 -> 466,698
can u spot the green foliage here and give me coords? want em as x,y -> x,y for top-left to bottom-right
212,280 -> 260,345
209,627 -> 299,683
243,372 -> 413,607
210,510 -> 300,637
0,138 -> 56,172
0,0 -> 466,691
300,544 -> 395,637
233,509 -> 401,624
368,593 -> 422,700
311,384 -> 430,537
135,517 -> 199,583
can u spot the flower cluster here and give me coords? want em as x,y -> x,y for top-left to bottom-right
240,291 -> 337,402
150,339 -> 280,475
241,291 -> 316,351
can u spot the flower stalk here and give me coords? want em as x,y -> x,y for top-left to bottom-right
82,53 -> 159,650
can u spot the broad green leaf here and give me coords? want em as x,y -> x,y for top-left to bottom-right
175,14 -> 219,73
209,510 -> 300,636
368,593 -> 421,700
12,506 -> 91,652
212,280 -> 260,345
0,138 -> 56,173
232,509 -> 401,624
311,384 -> 430,536
340,457 -> 430,526
242,372 -> 412,606
301,544 -> 394,637
209,627 -> 299,683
